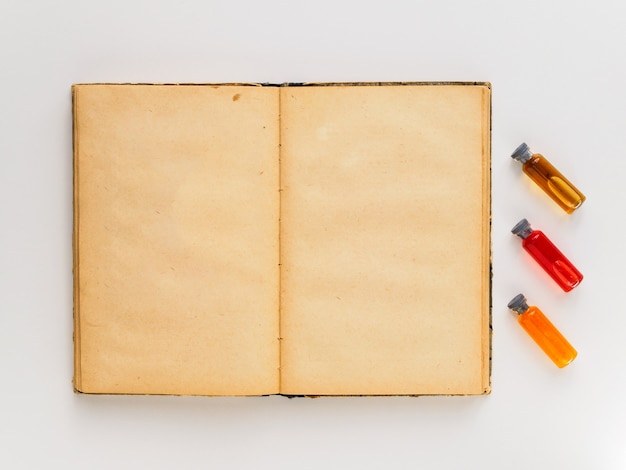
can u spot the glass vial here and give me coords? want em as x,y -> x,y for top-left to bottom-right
511,143 -> 586,214
512,218 -> 583,292
507,294 -> 577,368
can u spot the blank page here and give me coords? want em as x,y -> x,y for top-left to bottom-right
279,84 -> 491,395
73,84 -> 280,395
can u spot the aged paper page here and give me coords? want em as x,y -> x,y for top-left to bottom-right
279,84 -> 490,395
74,84 -> 280,395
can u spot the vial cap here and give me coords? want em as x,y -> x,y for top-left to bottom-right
507,294 -> 529,314
511,218 -> 533,239
511,142 -> 533,163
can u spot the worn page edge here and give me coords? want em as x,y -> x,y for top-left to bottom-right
72,85 -> 82,392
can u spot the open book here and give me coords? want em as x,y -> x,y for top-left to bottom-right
72,82 -> 491,396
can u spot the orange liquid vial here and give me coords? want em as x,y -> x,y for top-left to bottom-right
511,143 -> 586,214
507,294 -> 577,368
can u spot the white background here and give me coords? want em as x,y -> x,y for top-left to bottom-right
2,0 -> 625,468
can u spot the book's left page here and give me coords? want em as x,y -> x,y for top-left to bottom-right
73,84 -> 280,395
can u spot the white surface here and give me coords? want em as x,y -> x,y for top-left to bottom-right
1,1 -> 625,468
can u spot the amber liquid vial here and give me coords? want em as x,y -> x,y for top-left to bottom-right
511,143 -> 586,214
507,294 -> 577,368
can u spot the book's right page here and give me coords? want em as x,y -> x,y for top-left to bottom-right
279,83 -> 491,395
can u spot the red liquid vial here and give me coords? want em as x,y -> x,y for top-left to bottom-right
507,293 -> 577,368
512,218 -> 583,292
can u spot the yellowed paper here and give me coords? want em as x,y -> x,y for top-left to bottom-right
279,84 -> 491,395
73,84 -> 280,395
74,83 -> 491,396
